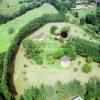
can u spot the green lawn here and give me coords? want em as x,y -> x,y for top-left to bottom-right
78,7 -> 96,17
0,3 -> 58,53
26,22 -> 99,68
0,0 -> 23,14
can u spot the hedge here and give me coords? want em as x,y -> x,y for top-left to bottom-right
1,13 -> 64,99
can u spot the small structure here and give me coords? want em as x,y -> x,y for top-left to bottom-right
72,96 -> 83,100
96,0 -> 100,6
33,33 -> 47,41
60,55 -> 70,68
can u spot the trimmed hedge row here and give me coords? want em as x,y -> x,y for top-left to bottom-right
1,13 -> 65,99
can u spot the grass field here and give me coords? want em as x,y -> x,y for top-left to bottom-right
0,3 -> 58,53
77,7 -> 96,17
13,22 -> 100,96
0,0 -> 23,14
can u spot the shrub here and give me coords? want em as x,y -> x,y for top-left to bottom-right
35,56 -> 43,65
7,4 -> 10,8
82,63 -> 92,73
54,48 -> 64,59
64,15 -> 69,22
85,14 -> 96,25
50,25 -> 58,34
64,42 -> 77,60
78,61 -> 81,65
47,56 -> 55,64
8,28 -> 15,34
61,26 -> 70,33
18,5 -> 27,15
86,57 -> 93,63
23,40 -> 43,64
74,68 -> 78,72
24,64 -> 28,68
73,12 -> 78,18
80,17 -> 85,25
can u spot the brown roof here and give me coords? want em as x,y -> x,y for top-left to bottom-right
60,55 -> 70,62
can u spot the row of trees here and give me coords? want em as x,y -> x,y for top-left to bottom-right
68,37 -> 100,62
0,0 -> 77,25
0,53 -> 5,79
23,40 -> 43,64
1,13 -> 65,99
20,77 -> 100,100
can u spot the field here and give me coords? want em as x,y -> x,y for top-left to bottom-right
0,3 -> 58,53
13,22 -> 100,96
0,0 -> 23,14
77,7 -> 96,17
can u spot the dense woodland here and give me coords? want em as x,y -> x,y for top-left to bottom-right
0,0 -> 100,99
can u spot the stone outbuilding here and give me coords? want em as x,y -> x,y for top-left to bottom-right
60,55 -> 70,68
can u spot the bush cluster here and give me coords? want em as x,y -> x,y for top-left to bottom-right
82,63 -> 92,73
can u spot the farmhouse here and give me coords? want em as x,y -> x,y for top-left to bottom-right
60,55 -> 70,68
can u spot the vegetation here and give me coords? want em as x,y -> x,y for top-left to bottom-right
21,78 -> 100,100
23,40 -> 43,64
54,48 -> 64,59
64,42 -> 77,60
70,38 -> 100,62
0,3 -> 58,53
82,63 -> 92,73
0,13 -> 65,99
85,14 -> 96,25
50,25 -> 58,34
0,1 -> 99,99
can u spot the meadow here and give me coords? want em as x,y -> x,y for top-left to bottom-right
0,3 -> 58,53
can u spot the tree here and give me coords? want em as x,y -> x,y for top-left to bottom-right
50,25 -> 58,34
84,77 -> 100,100
82,63 -> 92,73
23,40 -> 43,64
80,17 -> 85,25
73,12 -> 78,18
18,5 -> 27,15
85,14 -> 96,25
60,26 -> 70,38
64,42 -> 77,60
54,48 -> 64,59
